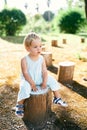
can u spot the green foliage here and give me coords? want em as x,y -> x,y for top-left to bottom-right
0,8 -> 26,36
34,14 -> 41,21
42,10 -> 54,21
21,14 -> 54,34
58,10 -> 85,34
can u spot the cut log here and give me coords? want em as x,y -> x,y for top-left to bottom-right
51,40 -> 58,47
58,61 -> 75,84
42,45 -> 45,51
63,39 -> 67,44
23,87 -> 52,125
81,38 -> 85,43
41,51 -> 52,67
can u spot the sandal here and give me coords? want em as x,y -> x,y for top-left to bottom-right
53,97 -> 68,107
15,104 -> 24,118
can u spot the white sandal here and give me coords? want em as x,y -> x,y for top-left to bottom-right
15,104 -> 24,118
53,97 -> 68,107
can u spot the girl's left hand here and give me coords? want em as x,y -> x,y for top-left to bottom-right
41,83 -> 47,89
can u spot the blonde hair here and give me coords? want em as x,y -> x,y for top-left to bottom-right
23,32 -> 40,48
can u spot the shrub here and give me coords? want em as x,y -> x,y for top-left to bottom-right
0,9 -> 26,36
43,10 -> 54,22
58,10 -> 85,34
34,14 -> 42,21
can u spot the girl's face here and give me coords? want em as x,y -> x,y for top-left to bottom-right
28,39 -> 42,56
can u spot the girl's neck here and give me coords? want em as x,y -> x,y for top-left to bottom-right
28,53 -> 40,61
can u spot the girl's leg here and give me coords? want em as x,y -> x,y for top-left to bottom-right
47,75 -> 60,92
17,80 -> 31,103
53,90 -> 61,98
47,75 -> 68,107
15,80 -> 31,118
17,99 -> 25,105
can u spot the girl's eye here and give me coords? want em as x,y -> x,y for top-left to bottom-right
34,46 -> 37,48
34,45 -> 42,48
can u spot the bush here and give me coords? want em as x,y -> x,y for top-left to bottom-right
0,9 -> 26,36
58,10 -> 85,34
43,10 -> 54,22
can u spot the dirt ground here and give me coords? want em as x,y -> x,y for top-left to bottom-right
0,34 -> 87,130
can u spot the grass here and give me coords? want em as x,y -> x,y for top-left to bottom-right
0,33 -> 87,88
1,36 -> 25,44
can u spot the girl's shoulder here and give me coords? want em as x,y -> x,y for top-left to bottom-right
20,55 -> 29,63
21,55 -> 27,60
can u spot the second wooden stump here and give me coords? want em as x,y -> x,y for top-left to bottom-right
58,61 -> 75,84
51,40 -> 58,47
41,51 -> 52,67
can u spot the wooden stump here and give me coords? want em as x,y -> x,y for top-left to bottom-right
51,40 -> 58,47
58,61 -> 75,84
23,87 -> 52,125
63,39 -> 67,44
41,51 -> 52,67
81,38 -> 85,43
42,45 -> 45,51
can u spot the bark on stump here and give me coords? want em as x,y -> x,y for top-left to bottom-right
81,38 -> 85,43
41,51 -> 52,67
23,88 -> 52,126
42,45 -> 45,51
63,39 -> 67,44
51,40 -> 58,47
58,61 -> 75,84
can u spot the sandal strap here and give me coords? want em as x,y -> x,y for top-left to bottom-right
16,104 -> 24,108
16,110 -> 24,114
53,97 -> 61,104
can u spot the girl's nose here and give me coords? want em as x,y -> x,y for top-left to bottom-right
38,46 -> 41,50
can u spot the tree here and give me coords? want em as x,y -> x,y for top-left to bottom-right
4,0 -> 7,5
0,9 -> 26,36
58,10 -> 85,34
47,0 -> 51,21
84,0 -> 87,18
43,10 -> 54,22
47,0 -> 51,7
66,0 -> 73,9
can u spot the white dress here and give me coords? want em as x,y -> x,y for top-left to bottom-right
17,55 -> 60,102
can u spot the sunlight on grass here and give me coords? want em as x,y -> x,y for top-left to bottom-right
0,34 -> 87,89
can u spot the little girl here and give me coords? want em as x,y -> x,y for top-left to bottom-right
15,32 -> 68,118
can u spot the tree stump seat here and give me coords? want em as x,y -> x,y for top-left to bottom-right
58,61 -> 75,84
23,86 -> 52,126
41,51 -> 52,67
63,38 -> 67,44
51,40 -> 58,47
81,38 -> 85,43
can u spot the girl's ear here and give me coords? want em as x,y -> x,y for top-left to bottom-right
25,46 -> 30,51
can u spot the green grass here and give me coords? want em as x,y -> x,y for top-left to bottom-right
1,36 -> 25,44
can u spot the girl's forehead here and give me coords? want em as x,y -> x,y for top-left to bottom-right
31,39 -> 42,45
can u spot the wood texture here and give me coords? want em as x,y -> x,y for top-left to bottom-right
51,40 -> 58,47
58,61 -> 75,84
23,89 -> 52,125
41,51 -> 52,67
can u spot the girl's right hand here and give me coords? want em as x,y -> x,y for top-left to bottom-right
31,82 -> 38,91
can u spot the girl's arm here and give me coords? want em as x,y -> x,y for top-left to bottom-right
21,57 -> 38,91
41,58 -> 48,89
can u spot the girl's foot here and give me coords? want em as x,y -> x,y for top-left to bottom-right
53,97 -> 68,107
15,104 -> 24,118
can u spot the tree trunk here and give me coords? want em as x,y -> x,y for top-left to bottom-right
84,0 -> 87,18
4,0 -> 7,5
